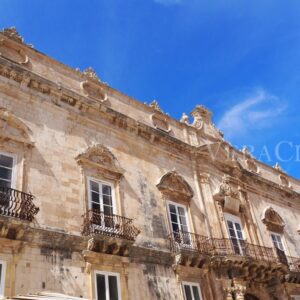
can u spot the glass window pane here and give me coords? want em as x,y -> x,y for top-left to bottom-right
103,195 -> 112,207
90,181 -> 100,193
178,207 -> 185,216
102,185 -> 111,195
179,215 -> 187,226
171,222 -> 179,232
92,203 -> 101,211
0,168 -> 12,181
96,274 -> 106,300
0,179 -> 11,188
103,205 -> 113,216
229,229 -> 236,238
184,285 -> 193,300
108,275 -> 119,300
91,192 -> 100,204
235,223 -> 241,230
227,221 -> 233,229
169,204 -> 176,214
0,155 -> 13,168
0,264 -> 2,283
170,213 -> 178,223
192,286 -> 201,300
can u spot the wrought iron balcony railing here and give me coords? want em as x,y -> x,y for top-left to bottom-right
168,231 -> 210,254
0,186 -> 39,221
287,256 -> 300,272
209,238 -> 277,263
169,233 -> 277,263
82,210 -> 140,241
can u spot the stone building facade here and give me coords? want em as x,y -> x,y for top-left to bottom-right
0,27 -> 299,300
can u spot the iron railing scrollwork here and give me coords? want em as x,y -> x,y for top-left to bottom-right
82,209 -> 140,241
169,232 -> 279,264
0,186 -> 39,221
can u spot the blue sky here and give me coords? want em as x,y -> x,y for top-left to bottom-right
1,0 -> 300,178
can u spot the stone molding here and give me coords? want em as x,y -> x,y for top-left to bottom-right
76,144 -> 124,180
262,207 -> 285,233
157,170 -> 194,201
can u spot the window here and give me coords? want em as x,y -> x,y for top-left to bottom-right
271,233 -> 285,251
88,178 -> 115,215
95,271 -> 121,300
0,260 -> 6,298
0,153 -> 15,188
182,282 -> 202,300
167,201 -> 191,245
224,213 -> 245,255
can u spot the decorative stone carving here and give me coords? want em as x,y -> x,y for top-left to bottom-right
214,175 -> 241,214
246,159 -> 259,174
262,207 -> 285,233
0,107 -> 33,146
76,144 -> 124,180
151,113 -> 170,132
157,171 -> 194,201
83,67 -> 101,82
241,146 -> 253,158
1,27 -> 24,44
0,39 -> 29,65
279,174 -> 291,188
80,80 -> 108,102
273,162 -> 285,173
219,175 -> 239,198
180,113 -> 190,125
149,100 -> 164,113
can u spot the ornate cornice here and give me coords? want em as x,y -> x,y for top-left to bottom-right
0,55 -> 300,203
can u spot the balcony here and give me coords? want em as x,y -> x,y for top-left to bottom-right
0,186 -> 39,221
285,256 -> 300,283
168,231 -> 210,268
82,210 -> 140,256
0,186 -> 39,240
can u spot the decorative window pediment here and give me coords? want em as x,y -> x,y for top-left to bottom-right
157,171 -> 193,201
262,207 -> 285,233
0,107 -> 33,147
76,144 -> 124,180
214,175 -> 242,214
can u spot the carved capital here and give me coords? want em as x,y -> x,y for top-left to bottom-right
199,173 -> 210,183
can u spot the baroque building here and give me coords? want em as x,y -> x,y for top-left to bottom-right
0,27 -> 299,300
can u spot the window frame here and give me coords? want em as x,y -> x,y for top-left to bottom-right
224,213 -> 245,255
166,200 -> 191,234
0,151 -> 17,189
0,260 -> 6,299
182,281 -> 203,300
94,270 -> 121,300
270,231 -> 286,252
87,176 -> 117,215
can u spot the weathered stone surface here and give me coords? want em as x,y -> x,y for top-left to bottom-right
0,28 -> 299,300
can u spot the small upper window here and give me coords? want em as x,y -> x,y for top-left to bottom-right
182,282 -> 202,300
95,271 -> 121,300
0,260 -> 6,298
0,153 -> 15,188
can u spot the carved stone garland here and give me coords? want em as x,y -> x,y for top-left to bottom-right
157,170 -> 194,202
262,207 -> 285,233
76,144 -> 124,180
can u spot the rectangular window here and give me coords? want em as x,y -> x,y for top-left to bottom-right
0,153 -> 15,188
224,213 -> 245,255
271,233 -> 285,251
182,282 -> 202,300
88,179 -> 115,215
0,260 -> 6,298
167,201 -> 191,245
95,271 -> 121,300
